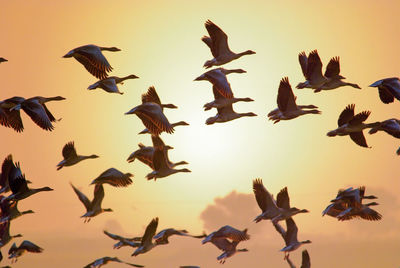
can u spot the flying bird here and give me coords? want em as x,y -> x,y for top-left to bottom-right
57,141 -> 99,170
253,179 -> 309,223
70,183 -> 112,223
327,104 -> 380,148
63,44 -> 121,79
90,168 -> 133,187
201,20 -> 255,68
268,77 -> 320,123
88,75 -> 139,94
132,217 -> 159,257
0,97 -> 25,132
8,240 -> 43,263
297,51 -> 360,92
0,196 -> 34,223
369,77 -> 400,104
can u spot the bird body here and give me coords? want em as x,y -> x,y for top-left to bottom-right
8,240 -> 42,263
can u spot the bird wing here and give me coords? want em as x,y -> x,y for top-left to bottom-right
92,184 -> 105,209
19,240 -> 43,252
142,86 -> 162,106
382,78 -> 400,101
62,142 -> 77,159
305,50 -> 324,82
338,104 -> 355,127
349,132 -> 369,148
8,162 -> 29,195
141,217 -> 158,245
152,147 -> 170,171
92,168 -> 133,187
0,107 -> 23,132
204,20 -> 231,57
378,86 -> 395,104
100,78 -> 119,93
277,77 -> 297,112
136,104 -> 174,135
276,187 -> 290,210
349,111 -> 370,125
301,250 -> 311,268
206,70 -> 234,99
74,46 -> 112,79
211,237 -> 233,251
70,183 -> 91,211
21,100 -> 54,131
324,57 -> 341,78
103,230 -> 127,241
382,119 -> 400,138
201,36 -> 217,58
298,52 -> 308,78
0,155 -> 13,189
41,103 -> 56,122
359,207 -> 382,221
216,226 -> 249,242
284,217 -> 298,246
253,178 -> 278,213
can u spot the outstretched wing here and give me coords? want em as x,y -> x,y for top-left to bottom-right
324,57 -> 341,78
62,141 -> 77,159
338,104 -> 355,127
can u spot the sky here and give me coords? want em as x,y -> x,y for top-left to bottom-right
0,0 -> 399,267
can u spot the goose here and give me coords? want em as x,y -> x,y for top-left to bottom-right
369,77 -> 400,104
301,250 -> 311,268
369,118 -> 400,138
11,96 -> 65,131
57,141 -> 99,170
0,221 -> 22,248
90,168 -> 133,187
84,256 -> 144,268
253,179 -> 309,223
0,58 -> 7,63
0,97 -> 25,132
6,161 -> 53,202
125,102 -> 174,136
194,68 -> 246,99
88,75 -> 139,94
153,228 -> 205,245
202,226 -> 249,264
8,240 -> 42,263
146,136 -> 191,181
337,202 -> 381,221
103,230 -> 141,249
63,44 -> 121,79
205,86 -> 256,125
268,77 -> 320,124
327,104 -> 380,148
70,183 -> 112,223
297,51 -> 360,92
132,217 -> 159,257
0,197 -> 34,223
279,217 -> 311,260
201,20 -> 255,68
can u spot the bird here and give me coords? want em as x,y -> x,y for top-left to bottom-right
194,68 -> 246,99
103,230 -> 141,249
153,228 -> 205,245
146,135 -> 191,181
0,221 -> 22,248
268,77 -> 320,124
205,86 -> 256,125
132,217 -> 159,257
6,161 -> 53,202
70,183 -> 112,223
63,44 -> 121,79
337,202 -> 381,221
369,118 -> 400,149
8,240 -> 43,263
10,96 -> 65,131
0,196 -> 34,223
201,20 -> 255,68
0,97 -> 26,132
278,217 -> 311,260
89,168 -> 133,187
369,77 -> 400,104
253,179 -> 309,223
56,141 -> 99,170
327,104 -> 380,148
83,256 -> 144,268
297,51 -> 360,92
0,58 -> 7,63
125,102 -> 174,136
87,75 -> 139,94
202,226 -> 249,264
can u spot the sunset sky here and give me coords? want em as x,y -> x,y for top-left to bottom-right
1,0 -> 400,267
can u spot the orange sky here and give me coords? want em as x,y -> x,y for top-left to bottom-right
0,0 -> 399,267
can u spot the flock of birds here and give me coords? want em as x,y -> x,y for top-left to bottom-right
0,18 -> 397,267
